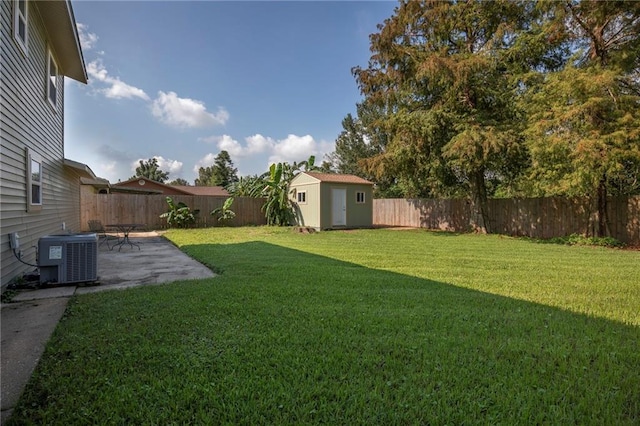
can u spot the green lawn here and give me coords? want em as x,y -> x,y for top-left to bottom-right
9,227 -> 640,424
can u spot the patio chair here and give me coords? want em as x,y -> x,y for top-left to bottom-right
88,220 -> 119,249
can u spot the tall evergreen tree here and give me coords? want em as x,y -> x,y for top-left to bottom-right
523,0 -> 640,236
131,158 -> 169,183
195,150 -> 239,188
353,0 -> 530,232
329,113 -> 376,176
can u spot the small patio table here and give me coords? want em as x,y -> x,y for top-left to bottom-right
107,224 -> 145,251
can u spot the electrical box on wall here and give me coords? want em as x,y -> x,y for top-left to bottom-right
9,233 -> 20,250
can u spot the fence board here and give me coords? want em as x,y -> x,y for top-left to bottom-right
80,193 -> 266,231
373,196 -> 640,245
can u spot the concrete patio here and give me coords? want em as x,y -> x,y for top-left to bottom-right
1,231 -> 215,424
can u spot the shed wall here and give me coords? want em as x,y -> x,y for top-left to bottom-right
318,183 -> 373,229
290,181 -> 321,228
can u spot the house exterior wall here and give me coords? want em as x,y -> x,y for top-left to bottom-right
0,1 -> 83,287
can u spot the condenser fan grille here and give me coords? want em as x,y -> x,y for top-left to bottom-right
65,241 -> 97,282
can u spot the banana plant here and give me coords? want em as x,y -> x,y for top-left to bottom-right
210,197 -> 236,224
260,163 -> 294,226
159,197 -> 200,228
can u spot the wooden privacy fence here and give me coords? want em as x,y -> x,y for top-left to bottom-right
80,193 -> 266,231
373,196 -> 640,245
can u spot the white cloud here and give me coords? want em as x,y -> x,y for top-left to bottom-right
151,91 -> 229,129
103,79 -> 149,100
216,135 -> 244,157
198,134 -> 274,158
195,133 -> 333,176
77,23 -> 98,50
268,134 -> 317,165
86,60 -> 108,81
87,59 -> 149,101
245,134 -> 274,154
155,156 -> 183,175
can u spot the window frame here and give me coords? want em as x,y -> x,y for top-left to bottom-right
46,48 -> 58,109
297,190 -> 307,204
356,191 -> 366,204
26,148 -> 43,212
13,0 -> 28,55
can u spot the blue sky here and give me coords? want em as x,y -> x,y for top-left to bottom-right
65,1 -> 397,184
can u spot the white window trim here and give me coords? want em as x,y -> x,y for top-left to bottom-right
26,148 -> 43,212
47,49 -> 58,109
356,191 -> 366,204
297,190 -> 307,204
13,0 -> 28,55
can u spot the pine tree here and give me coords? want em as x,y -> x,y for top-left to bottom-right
195,150 -> 239,188
131,158 -> 169,183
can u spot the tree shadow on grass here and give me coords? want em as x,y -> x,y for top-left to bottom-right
10,240 -> 640,425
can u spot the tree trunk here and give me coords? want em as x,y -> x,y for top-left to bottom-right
597,176 -> 609,237
470,170 -> 490,234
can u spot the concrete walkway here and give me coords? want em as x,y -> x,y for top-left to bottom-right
0,232 -> 215,424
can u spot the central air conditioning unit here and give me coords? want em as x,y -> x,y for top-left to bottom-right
38,234 -> 98,285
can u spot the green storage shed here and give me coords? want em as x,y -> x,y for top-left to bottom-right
289,172 -> 374,230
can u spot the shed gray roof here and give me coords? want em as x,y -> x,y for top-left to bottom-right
302,172 -> 373,185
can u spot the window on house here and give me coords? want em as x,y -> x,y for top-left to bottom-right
47,49 -> 58,108
356,191 -> 366,204
14,0 -> 28,54
297,191 -> 307,204
27,149 -> 42,211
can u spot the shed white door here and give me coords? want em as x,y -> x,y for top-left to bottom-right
331,188 -> 347,226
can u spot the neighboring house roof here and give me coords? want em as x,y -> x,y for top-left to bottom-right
111,177 -> 228,196
110,186 -> 163,195
176,186 -> 229,196
113,177 -> 193,195
34,0 -> 87,83
300,172 -> 374,185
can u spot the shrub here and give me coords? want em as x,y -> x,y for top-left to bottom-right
547,233 -> 625,248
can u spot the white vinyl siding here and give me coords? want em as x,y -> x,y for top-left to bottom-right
13,0 -> 28,54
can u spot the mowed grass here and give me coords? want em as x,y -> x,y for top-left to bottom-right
10,227 -> 640,424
